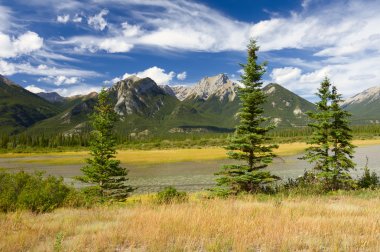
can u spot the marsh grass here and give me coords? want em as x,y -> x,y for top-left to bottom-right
3,139 -> 380,166
1,191 -> 379,251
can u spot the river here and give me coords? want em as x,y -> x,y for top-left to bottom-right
1,145 -> 379,193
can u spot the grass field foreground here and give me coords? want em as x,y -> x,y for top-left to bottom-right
1,193 -> 380,251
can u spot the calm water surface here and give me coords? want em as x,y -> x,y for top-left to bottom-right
1,145 -> 379,193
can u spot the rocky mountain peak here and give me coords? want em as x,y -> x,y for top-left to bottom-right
342,86 -> 380,106
159,84 -> 176,97
171,73 -> 238,102
109,75 -> 169,116
37,92 -> 65,103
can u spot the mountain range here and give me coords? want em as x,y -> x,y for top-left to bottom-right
0,73 -> 379,136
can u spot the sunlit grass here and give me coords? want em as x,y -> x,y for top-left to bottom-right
1,192 -> 379,251
3,139 -> 380,166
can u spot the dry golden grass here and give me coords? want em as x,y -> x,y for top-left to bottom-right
3,139 -> 380,166
1,194 -> 380,251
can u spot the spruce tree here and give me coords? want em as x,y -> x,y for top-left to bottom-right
214,40 -> 279,195
329,85 -> 356,189
302,78 -> 356,190
302,78 -> 332,172
77,88 -> 133,200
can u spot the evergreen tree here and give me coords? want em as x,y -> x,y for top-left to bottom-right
214,40 -> 279,195
302,78 -> 332,172
77,88 -> 133,200
329,85 -> 356,189
302,78 -> 356,190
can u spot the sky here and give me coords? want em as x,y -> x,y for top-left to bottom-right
0,0 -> 380,100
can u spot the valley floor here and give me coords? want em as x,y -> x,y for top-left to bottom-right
1,191 -> 380,251
1,139 -> 380,193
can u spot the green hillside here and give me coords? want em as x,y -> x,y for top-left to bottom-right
0,75 -> 61,134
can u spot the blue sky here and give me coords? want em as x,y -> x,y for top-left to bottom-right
0,0 -> 379,100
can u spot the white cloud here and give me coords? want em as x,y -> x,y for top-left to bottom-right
176,71 -> 187,81
270,54 -> 380,99
88,9 -> 109,31
57,13 -> 83,23
122,22 -> 142,37
270,67 -> 302,85
250,1 -> 380,55
72,14 -> 83,23
98,38 -> 134,53
57,14 -> 70,23
103,77 -> 121,85
61,1 -> 250,53
122,66 -> 175,85
0,60 -> 16,75
0,60 -> 100,78
62,36 -> 134,53
249,0 -> 380,99
53,84 -> 101,97
38,75 -> 80,86
0,31 -> 43,58
25,85 -> 46,93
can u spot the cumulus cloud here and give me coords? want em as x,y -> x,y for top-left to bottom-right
57,13 -> 83,23
98,38 -> 134,53
53,84 -> 101,97
122,66 -> 175,85
57,14 -> 70,23
88,9 -> 109,31
269,54 -> 380,99
270,67 -> 302,85
72,14 -> 83,23
0,60 -> 16,75
176,71 -> 187,81
25,85 -> 46,93
38,75 -> 80,86
103,77 -> 121,85
0,31 -> 43,58
122,22 -> 142,37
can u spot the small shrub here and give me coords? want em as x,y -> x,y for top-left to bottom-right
156,186 -> 188,204
0,170 -> 72,213
62,188 -> 101,208
281,170 -> 325,195
357,166 -> 380,189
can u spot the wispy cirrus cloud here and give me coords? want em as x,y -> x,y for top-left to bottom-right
3,0 -> 380,99
0,61 -> 100,78
55,0 -> 251,53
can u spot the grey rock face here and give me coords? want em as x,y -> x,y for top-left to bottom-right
109,75 -> 167,116
171,73 -> 239,102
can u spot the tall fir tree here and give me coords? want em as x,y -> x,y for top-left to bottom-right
77,88 -> 134,200
302,78 -> 356,190
214,40 -> 279,195
302,78 -> 332,172
329,85 -> 356,189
